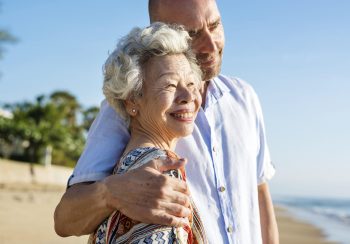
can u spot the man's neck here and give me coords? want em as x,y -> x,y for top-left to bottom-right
200,80 -> 210,109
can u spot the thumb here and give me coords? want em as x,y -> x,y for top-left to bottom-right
155,156 -> 187,172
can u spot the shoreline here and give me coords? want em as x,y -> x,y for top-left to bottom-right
0,183 -> 338,243
276,206 -> 337,244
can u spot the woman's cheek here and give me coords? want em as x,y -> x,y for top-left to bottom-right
194,88 -> 202,109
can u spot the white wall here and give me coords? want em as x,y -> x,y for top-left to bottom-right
0,159 -> 72,186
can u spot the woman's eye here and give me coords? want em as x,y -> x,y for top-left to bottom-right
166,84 -> 177,89
187,82 -> 195,87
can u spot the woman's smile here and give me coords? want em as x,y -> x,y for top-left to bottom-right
169,109 -> 196,122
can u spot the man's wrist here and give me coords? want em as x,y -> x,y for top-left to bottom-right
100,175 -> 120,212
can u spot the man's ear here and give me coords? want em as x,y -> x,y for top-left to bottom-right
124,97 -> 139,117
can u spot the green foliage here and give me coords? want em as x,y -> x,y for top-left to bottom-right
0,4 -> 96,166
82,106 -> 100,131
0,91 -> 100,167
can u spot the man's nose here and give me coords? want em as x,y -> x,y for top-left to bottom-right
197,29 -> 216,54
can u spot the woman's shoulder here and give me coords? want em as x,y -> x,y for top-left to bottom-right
115,147 -> 178,174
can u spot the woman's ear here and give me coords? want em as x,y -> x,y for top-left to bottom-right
124,97 -> 139,117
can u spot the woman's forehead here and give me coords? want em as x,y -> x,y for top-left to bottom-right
144,55 -> 192,82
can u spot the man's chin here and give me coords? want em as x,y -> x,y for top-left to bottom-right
202,65 -> 221,81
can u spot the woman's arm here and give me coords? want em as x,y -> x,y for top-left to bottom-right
258,182 -> 279,244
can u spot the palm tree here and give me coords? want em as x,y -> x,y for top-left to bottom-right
50,91 -> 81,127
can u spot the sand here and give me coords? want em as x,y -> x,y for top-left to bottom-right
0,183 -> 88,244
276,207 -> 337,244
0,183 -> 336,244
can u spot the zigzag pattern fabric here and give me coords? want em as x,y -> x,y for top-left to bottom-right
88,147 -> 208,244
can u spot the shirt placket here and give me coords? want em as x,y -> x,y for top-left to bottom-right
206,109 -> 236,244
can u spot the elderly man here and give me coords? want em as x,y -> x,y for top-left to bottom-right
54,0 -> 279,243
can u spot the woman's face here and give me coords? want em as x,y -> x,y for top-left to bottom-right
132,54 -> 201,141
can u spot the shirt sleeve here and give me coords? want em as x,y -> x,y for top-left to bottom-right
68,100 -> 130,186
249,86 -> 276,185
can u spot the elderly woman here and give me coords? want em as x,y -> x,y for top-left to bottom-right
88,23 -> 207,243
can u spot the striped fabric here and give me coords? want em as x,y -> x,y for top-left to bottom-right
88,147 -> 207,244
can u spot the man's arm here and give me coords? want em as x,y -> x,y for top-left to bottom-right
258,182 -> 279,244
54,158 -> 192,237
54,181 -> 111,237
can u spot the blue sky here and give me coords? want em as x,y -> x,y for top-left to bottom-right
1,0 -> 349,199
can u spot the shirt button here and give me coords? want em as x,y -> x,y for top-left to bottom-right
219,186 -> 226,192
227,226 -> 234,233
212,146 -> 216,152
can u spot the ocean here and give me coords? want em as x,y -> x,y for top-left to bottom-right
274,196 -> 350,244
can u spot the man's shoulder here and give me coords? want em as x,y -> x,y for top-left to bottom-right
215,74 -> 257,99
88,99 -> 128,135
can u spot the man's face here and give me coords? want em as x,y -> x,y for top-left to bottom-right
153,0 -> 225,81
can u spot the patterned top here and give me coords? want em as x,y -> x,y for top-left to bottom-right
88,147 -> 207,244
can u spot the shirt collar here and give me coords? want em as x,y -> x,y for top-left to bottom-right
204,75 -> 231,109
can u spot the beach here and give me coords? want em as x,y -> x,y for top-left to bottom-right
276,207 -> 336,244
0,183 -> 88,244
0,182 -> 337,244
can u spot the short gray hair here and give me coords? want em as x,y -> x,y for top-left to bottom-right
103,22 -> 202,123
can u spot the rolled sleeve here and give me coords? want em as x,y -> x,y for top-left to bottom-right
250,88 -> 276,185
68,172 -> 111,186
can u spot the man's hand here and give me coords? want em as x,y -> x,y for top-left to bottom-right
103,157 -> 191,227
54,157 -> 191,237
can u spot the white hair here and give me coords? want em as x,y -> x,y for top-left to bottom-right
103,22 -> 202,123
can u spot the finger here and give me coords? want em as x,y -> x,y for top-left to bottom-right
121,206 -> 189,228
144,186 -> 191,212
152,188 -> 191,210
156,157 -> 187,172
166,176 -> 190,195
152,174 -> 190,195
149,211 -> 190,227
162,202 -> 191,218
164,189 -> 191,207
118,182 -> 189,208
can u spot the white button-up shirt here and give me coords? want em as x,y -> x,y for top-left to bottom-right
69,75 -> 275,244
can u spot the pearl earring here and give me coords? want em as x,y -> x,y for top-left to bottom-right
132,108 -> 136,113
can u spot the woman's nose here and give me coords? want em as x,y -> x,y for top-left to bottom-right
176,86 -> 194,104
